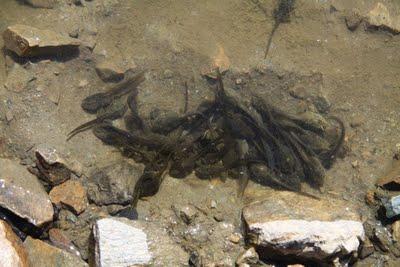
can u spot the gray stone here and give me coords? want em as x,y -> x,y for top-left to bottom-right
94,217 -> 188,267
87,160 -> 143,205
3,24 -> 80,57
0,158 -> 54,226
24,237 -> 88,267
242,191 -> 365,263
236,247 -> 259,266
172,204 -> 198,224
25,0 -> 56,8
383,195 -> 400,218
0,221 -> 28,267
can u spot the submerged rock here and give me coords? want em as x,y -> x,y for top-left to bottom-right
242,191 -> 364,263
24,237 -> 88,267
49,180 -> 88,215
25,0 -> 56,8
95,61 -> 126,82
383,195 -> 400,218
2,24 -> 80,57
35,144 -> 82,185
0,158 -> 54,226
4,64 -> 35,92
87,160 -> 143,205
365,2 -> 400,34
94,217 -> 187,267
0,220 -> 28,267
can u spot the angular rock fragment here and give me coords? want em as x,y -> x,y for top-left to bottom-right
2,24 -> 80,57
87,161 -> 143,205
35,144 -> 82,185
0,220 -> 28,267
25,0 -> 56,9
242,191 -> 365,263
345,9 -> 362,31
48,228 -> 81,257
94,217 -> 187,267
236,247 -> 259,266
0,158 -> 54,226
95,61 -> 126,82
382,195 -> 400,218
24,237 -> 88,267
365,3 -> 400,34
49,180 -> 88,214
4,64 -> 35,92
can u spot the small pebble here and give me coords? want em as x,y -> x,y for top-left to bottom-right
5,110 -> 14,122
163,69 -> 173,79
235,78 -> 242,85
78,80 -> 89,88
228,232 -> 242,244
210,200 -> 217,209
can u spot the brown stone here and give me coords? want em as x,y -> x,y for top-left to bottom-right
376,159 -> 400,188
392,220 -> 400,242
0,221 -> 28,267
49,228 -> 80,257
95,61 -> 125,82
365,3 -> 400,34
24,237 -> 87,267
0,158 -> 54,226
49,180 -> 88,214
3,24 -> 80,57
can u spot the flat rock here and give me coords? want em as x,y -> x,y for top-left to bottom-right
49,180 -> 88,214
25,0 -> 56,8
3,24 -> 80,57
87,160 -> 143,205
242,191 -> 365,262
365,2 -> 400,34
94,217 -> 187,267
4,64 -> 35,92
24,237 -> 88,267
0,220 -> 29,267
0,158 -> 54,226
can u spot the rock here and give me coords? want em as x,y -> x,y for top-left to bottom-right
372,225 -> 392,252
48,228 -> 81,257
95,61 -> 125,82
94,217 -> 188,267
392,220 -> 400,242
236,247 -> 259,266
163,69 -> 174,79
382,195 -> 400,218
35,144 -> 82,185
49,180 -> 88,214
172,204 -> 198,224
345,9 -> 362,31
2,24 -> 80,57
24,237 -> 88,267
4,64 -> 35,92
359,239 -> 374,259
376,158 -> 400,189
242,191 -> 364,262
0,220 -> 29,267
25,0 -> 56,8
87,161 -> 143,205
228,232 -> 242,244
365,3 -> 400,34
5,110 -> 14,122
0,158 -> 54,226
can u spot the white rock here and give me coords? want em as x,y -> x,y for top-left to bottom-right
94,217 -> 188,266
94,218 -> 152,267
242,191 -> 365,262
249,220 -> 364,260
0,221 -> 28,267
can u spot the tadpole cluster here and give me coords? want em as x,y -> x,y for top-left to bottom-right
69,69 -> 344,217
